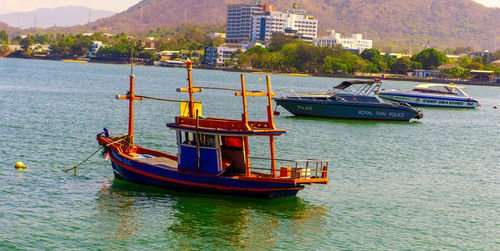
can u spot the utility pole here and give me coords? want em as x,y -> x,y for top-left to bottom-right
140,2 -> 143,23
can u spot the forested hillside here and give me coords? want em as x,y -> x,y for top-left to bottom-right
65,0 -> 500,50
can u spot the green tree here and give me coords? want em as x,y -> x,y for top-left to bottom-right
472,56 -> 483,64
321,56 -> 351,74
481,54 -> 489,64
364,62 -> 379,73
458,56 -> 472,68
380,56 -> 395,72
390,57 -> 412,74
411,61 -> 422,70
466,62 -> 484,70
360,48 -> 381,62
412,48 -> 448,69
186,42 -> 203,50
0,30 -> 8,43
19,37 -> 33,51
361,48 -> 382,72
268,34 -> 296,52
32,34 -> 51,44
440,66 -> 470,79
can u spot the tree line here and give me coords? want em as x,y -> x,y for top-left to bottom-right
0,25 -> 224,64
232,34 -> 500,78
1,27 -> 499,78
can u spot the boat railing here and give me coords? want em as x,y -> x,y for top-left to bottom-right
335,82 -> 382,96
248,156 -> 328,180
277,90 -> 333,101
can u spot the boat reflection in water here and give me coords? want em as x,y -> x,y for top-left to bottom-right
94,179 -> 328,249
275,80 -> 423,121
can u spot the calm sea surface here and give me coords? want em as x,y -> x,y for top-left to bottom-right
0,58 -> 499,250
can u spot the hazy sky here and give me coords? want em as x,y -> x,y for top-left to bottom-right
0,0 -> 142,14
474,0 -> 500,7
0,0 -> 499,15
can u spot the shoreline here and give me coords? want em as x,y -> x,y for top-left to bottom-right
3,55 -> 499,87
217,67 -> 500,87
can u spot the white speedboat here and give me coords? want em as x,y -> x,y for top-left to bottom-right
377,83 -> 481,108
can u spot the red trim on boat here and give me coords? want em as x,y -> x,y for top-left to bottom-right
110,153 -> 303,192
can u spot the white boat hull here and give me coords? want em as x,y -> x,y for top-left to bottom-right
377,91 -> 480,108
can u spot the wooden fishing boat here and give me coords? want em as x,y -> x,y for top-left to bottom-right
97,61 -> 328,198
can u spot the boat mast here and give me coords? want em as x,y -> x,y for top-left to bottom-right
128,40 -> 135,150
116,39 -> 143,153
237,74 -> 278,177
266,75 -> 277,177
186,60 -> 195,118
239,74 -> 251,176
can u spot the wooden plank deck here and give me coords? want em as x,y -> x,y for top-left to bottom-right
139,157 -> 178,168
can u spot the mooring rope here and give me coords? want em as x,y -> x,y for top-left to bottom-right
60,137 -> 125,175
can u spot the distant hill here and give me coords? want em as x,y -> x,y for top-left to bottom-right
69,0 -> 500,50
75,0 -> 226,33
0,6 -> 115,29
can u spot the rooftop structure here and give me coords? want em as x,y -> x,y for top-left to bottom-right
227,3 -> 317,44
251,7 -> 318,43
313,30 -> 372,51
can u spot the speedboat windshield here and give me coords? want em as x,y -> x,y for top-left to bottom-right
412,84 -> 469,97
327,80 -> 382,96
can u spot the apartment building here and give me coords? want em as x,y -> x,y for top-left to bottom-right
251,8 -> 318,43
226,3 -> 276,44
313,30 -> 372,51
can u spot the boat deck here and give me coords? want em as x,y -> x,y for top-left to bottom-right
139,157 -> 178,168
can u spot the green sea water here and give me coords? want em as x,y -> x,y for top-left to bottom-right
0,58 -> 499,250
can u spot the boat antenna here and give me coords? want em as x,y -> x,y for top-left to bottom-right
126,39 -> 136,152
114,39 -> 144,154
186,60 -> 195,118
130,39 -> 134,75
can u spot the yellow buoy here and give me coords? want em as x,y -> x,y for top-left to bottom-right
15,162 -> 27,170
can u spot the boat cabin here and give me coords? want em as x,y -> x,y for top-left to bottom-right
412,84 -> 469,97
175,131 -> 247,176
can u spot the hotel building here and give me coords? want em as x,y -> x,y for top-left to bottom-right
313,30 -> 373,51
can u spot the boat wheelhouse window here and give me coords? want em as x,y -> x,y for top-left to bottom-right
181,132 -> 196,145
180,132 -> 216,148
198,134 -> 216,148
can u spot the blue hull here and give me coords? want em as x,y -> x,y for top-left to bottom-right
108,150 -> 302,198
275,98 -> 421,121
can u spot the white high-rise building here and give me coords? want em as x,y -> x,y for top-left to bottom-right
251,8 -> 318,43
226,3 -> 276,44
313,30 -> 373,51
226,3 -> 318,44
